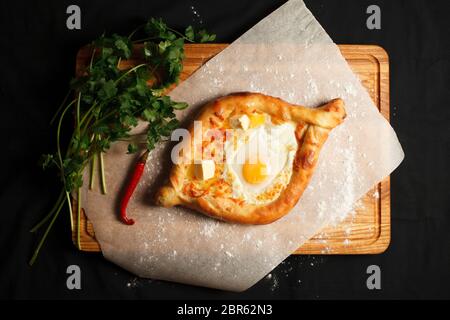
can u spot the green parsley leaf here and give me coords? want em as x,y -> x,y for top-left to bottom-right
127,144 -> 139,154
172,102 -> 188,110
185,26 -> 195,41
98,80 -> 117,101
39,154 -> 55,170
197,29 -> 216,43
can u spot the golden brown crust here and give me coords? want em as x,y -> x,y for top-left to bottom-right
155,92 -> 346,224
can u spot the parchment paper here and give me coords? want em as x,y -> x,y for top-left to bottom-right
81,0 -> 404,291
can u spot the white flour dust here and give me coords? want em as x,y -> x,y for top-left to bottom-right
189,3 -> 203,24
265,273 -> 279,292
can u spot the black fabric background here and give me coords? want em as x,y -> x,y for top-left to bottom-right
0,0 -> 449,299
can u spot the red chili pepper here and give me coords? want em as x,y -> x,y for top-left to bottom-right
120,150 -> 149,225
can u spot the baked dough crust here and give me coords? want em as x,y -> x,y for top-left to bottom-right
155,92 -> 346,224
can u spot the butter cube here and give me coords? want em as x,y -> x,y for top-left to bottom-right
194,160 -> 215,180
236,114 -> 250,130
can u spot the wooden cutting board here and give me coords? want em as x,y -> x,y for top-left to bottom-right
72,44 -> 390,255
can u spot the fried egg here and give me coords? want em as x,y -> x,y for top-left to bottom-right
223,113 -> 298,205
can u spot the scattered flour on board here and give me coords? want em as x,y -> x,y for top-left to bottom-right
200,221 -> 219,238
344,83 -> 357,96
307,79 -> 319,95
345,227 -> 352,236
317,200 -> 327,219
256,240 -> 263,248
305,68 -> 319,97
326,144 -> 358,227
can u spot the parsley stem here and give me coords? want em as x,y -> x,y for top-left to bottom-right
82,115 -> 95,138
167,27 -> 194,43
50,93 -> 74,125
89,47 -> 96,71
99,151 -> 107,194
66,191 -> 74,232
76,92 -> 81,136
132,36 -> 158,43
57,100 -> 77,185
89,155 -> 96,190
76,188 -> 82,249
114,63 -> 147,84
91,110 -> 114,127
128,23 -> 146,40
80,101 -> 98,125
30,190 -> 64,233
29,196 -> 65,266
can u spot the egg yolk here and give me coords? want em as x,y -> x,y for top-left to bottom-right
249,113 -> 265,128
242,160 -> 268,184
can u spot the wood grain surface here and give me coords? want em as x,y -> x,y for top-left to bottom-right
72,44 -> 390,255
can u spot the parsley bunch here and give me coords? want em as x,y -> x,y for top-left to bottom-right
30,18 -> 215,265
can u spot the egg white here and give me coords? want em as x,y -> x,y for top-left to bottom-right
223,117 -> 298,205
